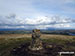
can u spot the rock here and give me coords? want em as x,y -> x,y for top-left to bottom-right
46,45 -> 53,48
29,29 -> 43,51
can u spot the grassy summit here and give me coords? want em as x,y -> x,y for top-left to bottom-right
0,34 -> 75,56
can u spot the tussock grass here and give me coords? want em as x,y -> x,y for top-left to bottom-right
0,37 -> 31,56
0,34 -> 75,56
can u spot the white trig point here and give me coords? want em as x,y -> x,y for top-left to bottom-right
58,52 -> 74,56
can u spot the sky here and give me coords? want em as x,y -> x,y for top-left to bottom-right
0,0 -> 75,30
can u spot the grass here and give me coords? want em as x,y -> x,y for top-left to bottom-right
42,38 -> 75,51
0,34 -> 75,56
0,37 -> 31,56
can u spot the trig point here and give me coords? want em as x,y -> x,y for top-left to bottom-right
29,29 -> 43,51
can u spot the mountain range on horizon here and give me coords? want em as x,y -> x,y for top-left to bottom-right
0,28 -> 75,31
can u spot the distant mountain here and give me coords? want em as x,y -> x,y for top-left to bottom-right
47,27 -> 57,31
0,28 -> 75,31
0,28 -> 31,31
0,28 -> 60,31
0,28 -> 75,36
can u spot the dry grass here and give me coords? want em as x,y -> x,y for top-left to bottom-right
41,34 -> 75,39
0,34 -> 31,38
0,34 -> 75,39
0,34 -> 75,56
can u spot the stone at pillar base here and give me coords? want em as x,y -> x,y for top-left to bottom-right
29,46 -> 43,51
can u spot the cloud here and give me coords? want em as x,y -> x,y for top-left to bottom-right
33,0 -> 75,18
0,0 -> 75,18
0,14 -> 75,29
0,0 -> 45,18
0,0 -> 75,30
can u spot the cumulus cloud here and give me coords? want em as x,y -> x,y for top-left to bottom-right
0,14 -> 75,29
